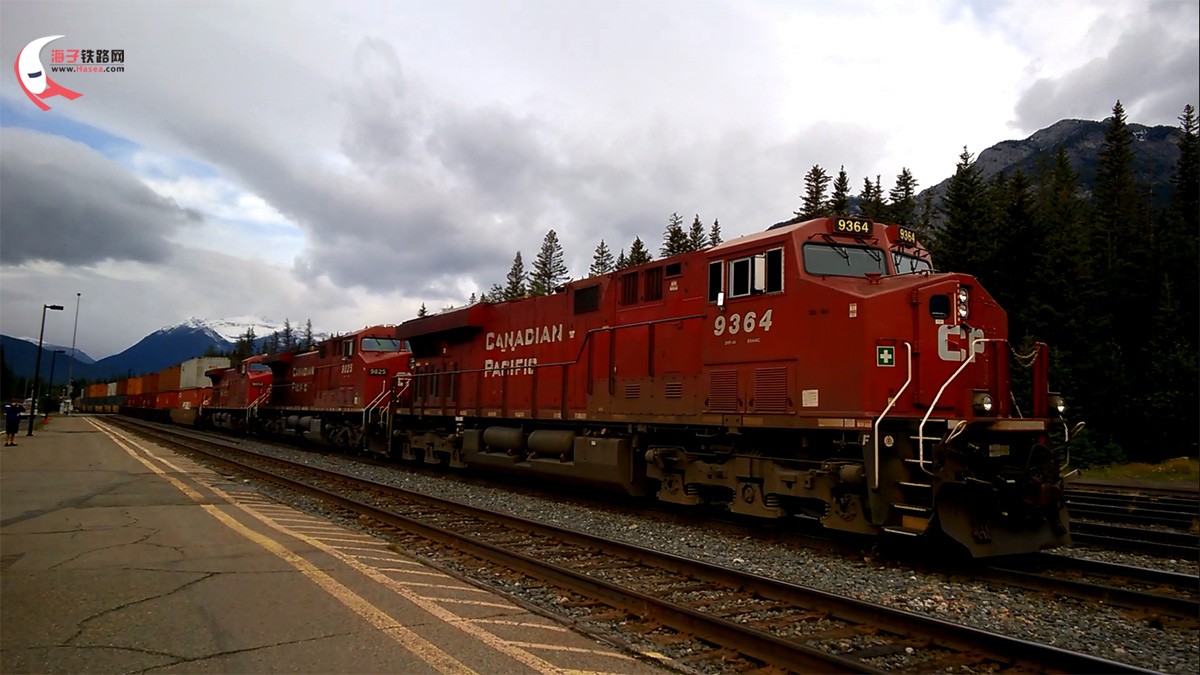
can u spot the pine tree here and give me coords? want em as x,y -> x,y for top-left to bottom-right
503,251 -> 527,300
282,318 -> 294,351
829,166 -> 851,215
661,212 -> 688,256
468,292 -> 477,305
267,331 -> 280,354
417,303 -> 428,317
915,192 -> 936,241
687,214 -> 707,251
303,319 -> 314,350
485,283 -> 504,302
708,219 -> 722,247
987,169 -> 1036,339
888,168 -> 919,225
590,240 -> 615,276
1163,104 -> 1199,341
233,327 -> 257,363
795,165 -> 830,219
530,229 -> 570,295
615,248 -> 629,270
627,237 -> 652,266
933,148 -> 990,274
858,175 -> 887,220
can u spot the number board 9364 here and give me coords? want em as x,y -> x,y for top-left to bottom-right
832,218 -> 873,236
895,226 -> 917,244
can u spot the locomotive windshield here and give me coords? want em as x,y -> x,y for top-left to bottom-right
802,242 -> 888,277
892,251 -> 933,275
360,337 -> 406,352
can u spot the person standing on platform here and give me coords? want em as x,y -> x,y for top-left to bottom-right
4,399 -> 26,446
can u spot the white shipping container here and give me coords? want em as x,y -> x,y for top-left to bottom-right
106,382 -> 118,397
179,356 -> 231,390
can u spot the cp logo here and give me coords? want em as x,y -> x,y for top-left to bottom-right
938,324 -> 985,362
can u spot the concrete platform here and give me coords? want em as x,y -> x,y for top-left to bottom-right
1,415 -> 672,674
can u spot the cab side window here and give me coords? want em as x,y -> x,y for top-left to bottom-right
721,247 -> 785,300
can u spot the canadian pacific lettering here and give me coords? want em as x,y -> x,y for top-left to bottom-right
485,324 -> 563,352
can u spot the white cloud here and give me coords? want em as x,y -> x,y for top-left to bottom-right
1,0 -> 1195,358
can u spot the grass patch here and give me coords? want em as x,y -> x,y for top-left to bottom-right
1083,456 -> 1199,483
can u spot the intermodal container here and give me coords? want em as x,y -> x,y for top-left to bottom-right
143,372 -> 160,395
159,365 -> 182,393
180,357 -> 231,390
127,377 -> 144,396
106,382 -> 118,397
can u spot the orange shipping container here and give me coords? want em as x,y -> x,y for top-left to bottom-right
143,372 -> 160,395
127,377 -> 144,396
87,383 -> 107,398
158,365 -> 181,392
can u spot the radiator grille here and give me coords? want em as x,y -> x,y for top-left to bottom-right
624,383 -> 641,399
665,381 -> 683,399
754,367 -> 788,412
708,370 -> 739,412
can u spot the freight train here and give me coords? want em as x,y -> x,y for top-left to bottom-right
86,215 -> 1079,557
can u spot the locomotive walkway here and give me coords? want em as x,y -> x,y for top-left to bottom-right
0,415 -> 668,674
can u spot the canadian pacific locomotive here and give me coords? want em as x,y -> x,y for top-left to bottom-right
99,215 -> 1077,557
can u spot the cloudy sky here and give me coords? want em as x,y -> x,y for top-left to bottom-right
1,0 -> 1196,359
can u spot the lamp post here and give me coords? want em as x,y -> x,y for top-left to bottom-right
47,349 -> 65,414
27,304 -> 64,436
67,292 -> 81,412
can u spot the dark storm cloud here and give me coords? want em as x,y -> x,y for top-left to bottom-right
0,129 -> 201,265
1014,18 -> 1200,132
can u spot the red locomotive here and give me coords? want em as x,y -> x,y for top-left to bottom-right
201,325 -> 408,453
85,215 -> 1075,557
390,216 -> 1075,557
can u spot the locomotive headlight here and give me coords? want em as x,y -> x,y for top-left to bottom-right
1049,394 -> 1066,416
972,391 -> 994,415
956,286 -> 970,320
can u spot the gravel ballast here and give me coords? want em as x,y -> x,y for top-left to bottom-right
221,439 -> 1199,674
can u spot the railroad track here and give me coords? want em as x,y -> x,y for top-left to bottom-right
108,417 -> 1154,674
1070,521 -> 1199,559
1066,486 -> 1200,531
980,553 -> 1199,619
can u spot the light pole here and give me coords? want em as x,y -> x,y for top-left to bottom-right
67,292 -> 81,412
47,349 -> 65,414
27,304 -> 64,436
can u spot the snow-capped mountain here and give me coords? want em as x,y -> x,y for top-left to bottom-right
164,316 -> 288,344
4,317 -> 332,383
9,338 -> 96,364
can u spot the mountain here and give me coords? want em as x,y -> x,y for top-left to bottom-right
5,337 -> 96,364
2,317 -> 330,385
918,118 -> 1184,214
1,335 -> 88,387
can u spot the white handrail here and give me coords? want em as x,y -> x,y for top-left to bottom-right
916,337 -> 999,476
872,342 -> 912,490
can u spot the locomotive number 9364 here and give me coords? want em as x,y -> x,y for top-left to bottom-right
713,309 -> 774,336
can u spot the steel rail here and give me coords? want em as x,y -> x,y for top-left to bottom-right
110,417 -> 1157,675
